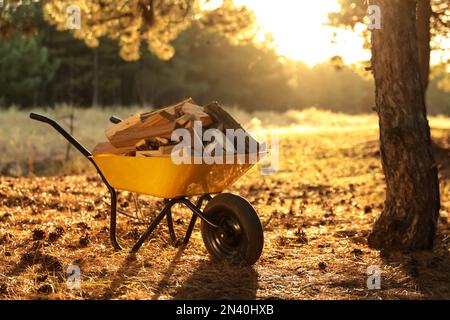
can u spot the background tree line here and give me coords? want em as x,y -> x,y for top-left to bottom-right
0,2 -> 448,114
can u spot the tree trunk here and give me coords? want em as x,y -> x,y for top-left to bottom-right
416,0 -> 432,92
92,48 -> 99,106
368,0 -> 440,251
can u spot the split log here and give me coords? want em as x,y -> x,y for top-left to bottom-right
176,114 -> 194,127
93,141 -> 136,155
136,150 -> 162,157
106,122 -> 175,148
204,101 -> 259,153
158,145 -> 175,155
155,137 -> 170,145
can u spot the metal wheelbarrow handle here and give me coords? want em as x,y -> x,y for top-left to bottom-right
29,112 -> 92,159
30,112 -> 124,251
109,115 -> 122,124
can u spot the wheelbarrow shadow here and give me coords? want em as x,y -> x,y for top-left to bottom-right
171,259 -> 259,300
102,253 -> 141,299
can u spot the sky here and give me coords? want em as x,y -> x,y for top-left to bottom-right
204,0 -> 449,67
234,0 -> 371,67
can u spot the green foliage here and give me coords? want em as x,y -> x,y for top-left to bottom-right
43,0 -> 256,61
428,64 -> 450,115
292,62 -> 375,114
0,3 -> 448,115
0,34 -> 58,106
161,26 -> 295,110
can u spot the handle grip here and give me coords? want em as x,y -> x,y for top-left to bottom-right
29,112 -> 92,158
110,116 -> 122,124
30,112 -> 52,123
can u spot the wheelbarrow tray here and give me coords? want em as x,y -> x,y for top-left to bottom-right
93,154 -> 261,198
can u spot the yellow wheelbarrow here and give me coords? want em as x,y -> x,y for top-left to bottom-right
30,113 -> 264,265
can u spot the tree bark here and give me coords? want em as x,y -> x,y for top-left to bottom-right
368,0 -> 440,251
416,0 -> 432,92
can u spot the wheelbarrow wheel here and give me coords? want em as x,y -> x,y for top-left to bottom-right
200,193 -> 264,265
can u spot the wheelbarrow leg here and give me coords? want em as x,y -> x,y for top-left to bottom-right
183,214 -> 197,245
166,207 -> 178,245
130,203 -> 172,253
131,196 -> 214,253
109,188 -> 123,251
183,194 -> 212,245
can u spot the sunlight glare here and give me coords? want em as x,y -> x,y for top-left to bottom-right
235,0 -> 371,66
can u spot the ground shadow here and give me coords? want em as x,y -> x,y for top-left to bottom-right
6,246 -> 63,278
173,260 -> 258,300
102,253 -> 140,299
151,246 -> 187,300
380,232 -> 450,299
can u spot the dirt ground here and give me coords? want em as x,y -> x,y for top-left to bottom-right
0,125 -> 449,300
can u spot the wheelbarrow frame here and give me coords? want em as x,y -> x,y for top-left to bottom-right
29,113 -> 221,253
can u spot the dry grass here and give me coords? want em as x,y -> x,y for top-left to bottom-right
0,105 -> 143,176
0,109 -> 449,300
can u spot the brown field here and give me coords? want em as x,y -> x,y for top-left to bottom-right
0,112 -> 449,300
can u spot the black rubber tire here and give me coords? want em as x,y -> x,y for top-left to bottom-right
200,193 -> 264,265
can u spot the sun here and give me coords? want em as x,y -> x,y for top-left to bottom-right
234,0 -> 371,66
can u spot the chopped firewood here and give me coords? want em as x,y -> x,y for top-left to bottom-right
182,102 -> 205,115
101,98 -> 259,157
158,145 -> 175,155
135,139 -> 148,151
136,150 -> 162,157
106,122 -> 175,148
105,114 -> 141,141
124,150 -> 136,157
203,101 -> 242,130
93,141 -> 136,155
158,110 -> 177,122
184,120 -> 193,129
176,114 -> 193,127
145,137 -> 161,150
204,101 -> 259,153
141,111 -> 172,127
140,112 -> 153,122
174,105 -> 183,118
181,103 -> 213,126
216,123 -> 225,132
155,137 -> 170,145
194,114 -> 213,127
189,127 -> 205,156
168,98 -> 195,112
